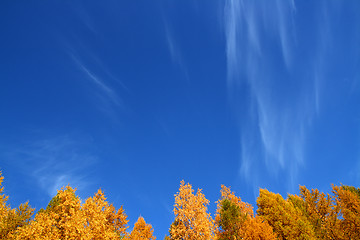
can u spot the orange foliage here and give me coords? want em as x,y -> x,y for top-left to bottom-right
241,215 -> 277,240
216,185 -> 253,218
215,185 -> 275,240
330,185 -> 360,239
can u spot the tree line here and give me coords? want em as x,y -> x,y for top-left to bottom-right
1,171 -> 359,239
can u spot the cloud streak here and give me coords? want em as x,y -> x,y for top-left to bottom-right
4,134 -> 97,197
70,53 -> 122,109
164,23 -> 189,81
224,0 -> 327,191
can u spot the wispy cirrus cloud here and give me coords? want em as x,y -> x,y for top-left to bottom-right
52,4 -> 127,115
70,53 -> 123,111
3,134 -> 97,197
224,0 -> 334,191
165,25 -> 181,66
164,23 -> 189,80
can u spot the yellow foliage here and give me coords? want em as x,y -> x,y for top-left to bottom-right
127,216 -> 156,240
1,169 -> 360,240
14,186 -> 128,240
0,172 -> 34,239
14,186 -> 87,239
169,180 -> 215,240
82,188 -> 129,239
257,189 -> 316,240
293,186 -> 333,239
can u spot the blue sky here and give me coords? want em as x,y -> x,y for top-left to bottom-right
0,0 -> 359,238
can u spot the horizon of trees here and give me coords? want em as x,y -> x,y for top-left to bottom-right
1,171 -> 359,239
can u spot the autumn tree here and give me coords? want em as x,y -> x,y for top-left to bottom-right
127,216 -> 156,240
216,198 -> 243,240
14,186 -> 88,239
215,185 -> 253,240
3,168 -> 360,240
82,188 -> 129,239
289,186 -> 333,239
257,188 -> 316,240
168,180 -> 215,240
287,185 -> 360,240
0,172 -> 12,238
329,185 -> 360,239
0,172 -> 34,239
215,185 -> 275,240
14,186 -> 129,239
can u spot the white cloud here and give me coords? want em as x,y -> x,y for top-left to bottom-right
224,0 -> 321,191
